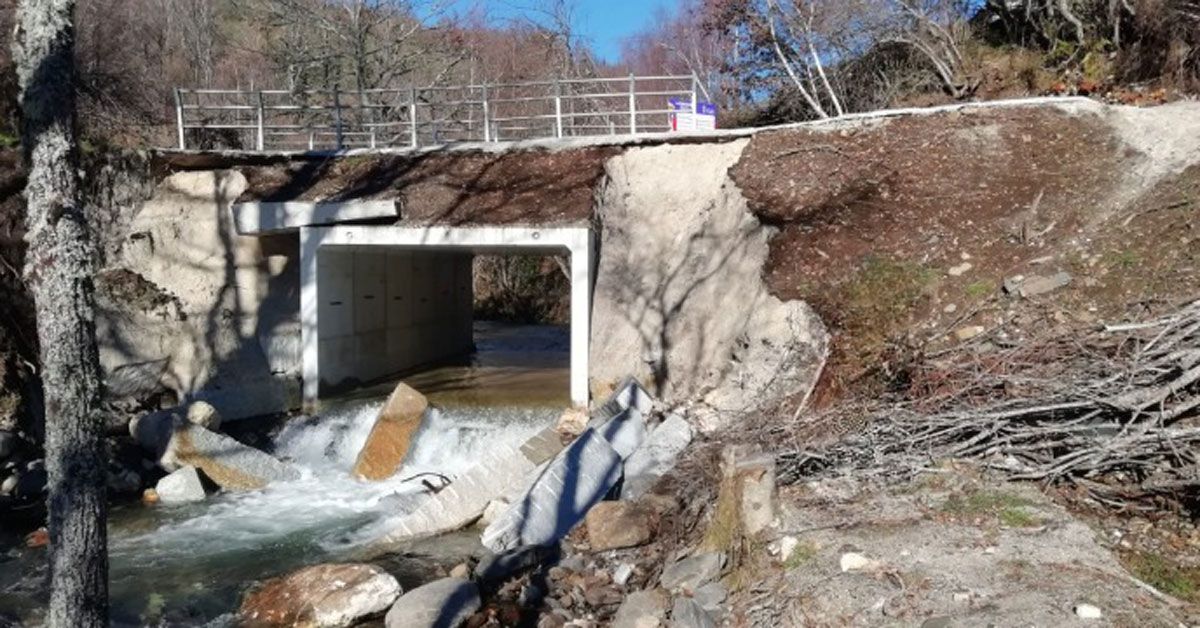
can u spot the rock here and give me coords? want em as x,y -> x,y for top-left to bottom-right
449,563 -> 470,579
594,406 -> 648,460
0,474 -> 16,495
729,448 -> 776,538
671,596 -> 716,628
774,536 -> 799,561
185,400 -> 222,430
953,325 -> 986,341
660,553 -> 724,592
0,430 -> 16,460
947,262 -> 973,276
473,545 -> 557,585
621,414 -> 693,500
142,488 -> 160,504
692,582 -> 728,611
239,563 -> 401,628
1074,603 -> 1102,619
24,528 -> 48,549
155,465 -> 207,503
353,383 -> 429,481
613,563 -> 635,587
132,410 -> 300,490
1005,272 -> 1072,297
384,578 -> 480,628
554,407 -> 589,438
481,428 -> 623,553
13,465 -> 47,499
612,589 -> 669,628
586,501 -> 656,551
584,585 -> 623,608
839,552 -> 879,572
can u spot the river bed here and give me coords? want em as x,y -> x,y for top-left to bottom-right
0,322 -> 569,626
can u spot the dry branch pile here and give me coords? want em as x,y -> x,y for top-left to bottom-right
770,299 -> 1200,508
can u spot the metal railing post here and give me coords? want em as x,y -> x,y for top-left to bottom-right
690,74 -> 699,132
554,80 -> 564,138
174,88 -> 186,150
481,84 -> 491,143
628,74 -> 637,134
332,87 -> 344,150
364,91 -> 376,149
255,91 -> 265,151
409,88 -> 419,148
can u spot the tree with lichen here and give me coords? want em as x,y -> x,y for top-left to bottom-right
13,0 -> 108,625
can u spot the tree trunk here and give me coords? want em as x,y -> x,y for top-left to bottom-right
13,1 -> 109,626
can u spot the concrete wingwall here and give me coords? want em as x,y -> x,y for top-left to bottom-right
589,140 -> 829,425
97,141 -> 831,423
95,170 -> 303,420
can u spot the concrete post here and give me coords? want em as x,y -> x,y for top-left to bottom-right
690,74 -> 699,132
299,226 -> 320,411
570,231 -> 592,407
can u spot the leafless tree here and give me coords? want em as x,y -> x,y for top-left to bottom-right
13,0 -> 108,625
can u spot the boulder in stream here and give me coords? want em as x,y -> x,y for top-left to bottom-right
353,382 -> 428,481
239,563 -> 401,628
154,465 -> 206,503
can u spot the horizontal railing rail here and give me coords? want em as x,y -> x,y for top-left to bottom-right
173,74 -> 705,151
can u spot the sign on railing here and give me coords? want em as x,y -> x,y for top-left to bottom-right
173,74 -> 709,151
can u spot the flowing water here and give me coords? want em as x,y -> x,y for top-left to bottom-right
0,323 -> 569,627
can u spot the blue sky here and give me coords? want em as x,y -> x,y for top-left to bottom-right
449,0 -> 681,63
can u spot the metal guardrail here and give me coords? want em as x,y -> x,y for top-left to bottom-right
174,74 -> 702,151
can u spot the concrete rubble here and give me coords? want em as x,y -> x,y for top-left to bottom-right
131,408 -> 300,490
353,382 -> 429,481
154,465 -> 207,503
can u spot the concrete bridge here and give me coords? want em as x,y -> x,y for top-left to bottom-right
99,96 -> 1163,425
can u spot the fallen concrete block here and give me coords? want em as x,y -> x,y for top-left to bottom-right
155,465 -> 207,503
132,410 -> 300,490
594,406 -> 647,460
369,428 -> 563,549
592,377 -> 654,424
354,383 -> 429,481
620,413 -> 693,499
480,428 -> 623,553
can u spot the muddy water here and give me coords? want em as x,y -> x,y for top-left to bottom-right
0,323 -> 569,627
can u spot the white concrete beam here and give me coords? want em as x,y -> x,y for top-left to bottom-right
233,200 -> 398,235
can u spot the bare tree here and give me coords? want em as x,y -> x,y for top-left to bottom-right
13,0 -> 108,626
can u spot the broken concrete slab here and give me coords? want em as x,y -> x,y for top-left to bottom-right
155,465 -> 207,503
354,383 -> 428,481
369,428 -> 563,548
481,428 -> 623,553
132,410 -> 300,490
594,406 -> 648,460
620,413 -> 693,500
592,378 -> 654,424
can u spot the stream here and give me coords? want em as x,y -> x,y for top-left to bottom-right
0,322 -> 569,627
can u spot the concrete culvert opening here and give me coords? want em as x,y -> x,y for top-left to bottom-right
300,225 -> 592,410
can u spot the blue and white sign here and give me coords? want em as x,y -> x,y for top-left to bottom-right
669,98 -> 717,132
